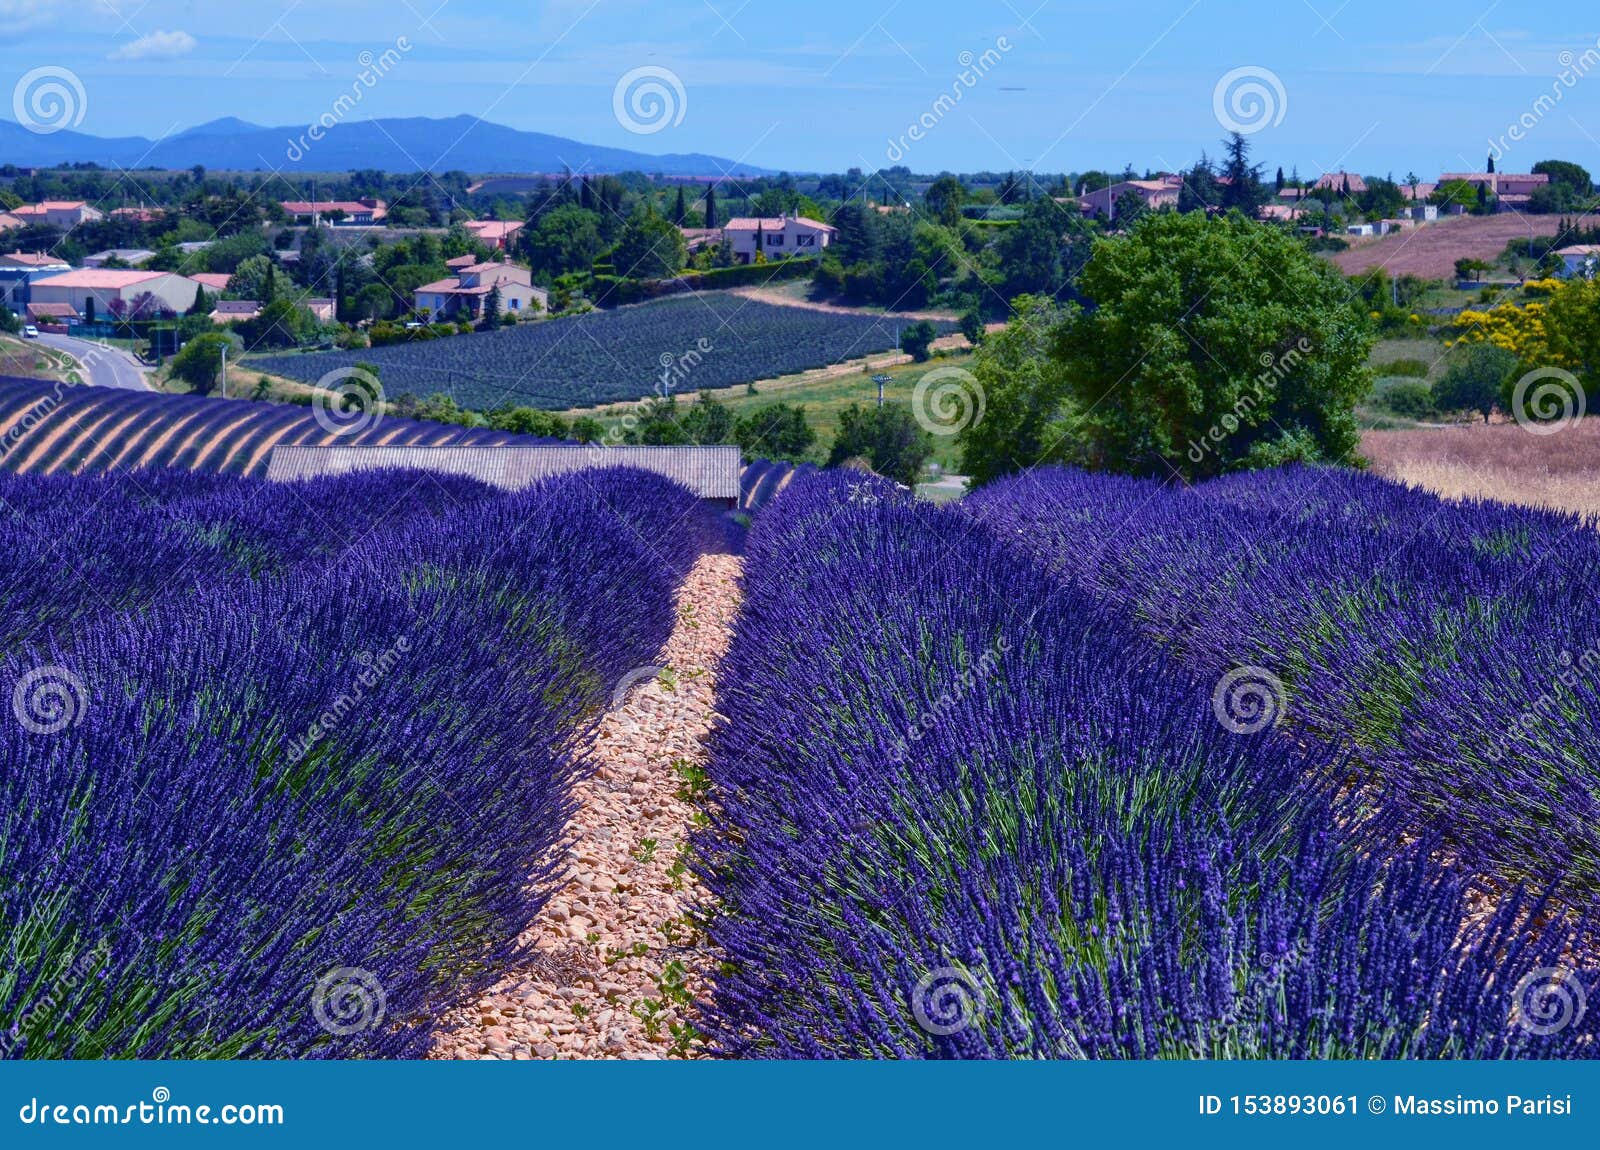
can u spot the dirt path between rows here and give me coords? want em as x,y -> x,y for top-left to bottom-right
431,550 -> 742,1059
727,284 -> 961,322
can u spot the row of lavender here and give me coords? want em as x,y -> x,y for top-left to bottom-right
1,466 -> 706,1057
963,466 -> 1600,906
697,470 -> 1595,1058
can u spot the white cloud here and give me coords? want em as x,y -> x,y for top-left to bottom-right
109,29 -> 197,61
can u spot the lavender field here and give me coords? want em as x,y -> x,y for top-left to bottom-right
3,458 -> 1595,1060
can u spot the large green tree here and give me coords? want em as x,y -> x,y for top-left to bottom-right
1434,343 -> 1516,422
525,205 -> 604,277
956,296 -> 1075,487
1053,210 -> 1375,480
827,403 -> 934,486
611,209 -> 687,280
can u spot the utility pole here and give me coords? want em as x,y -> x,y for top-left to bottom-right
871,373 -> 891,409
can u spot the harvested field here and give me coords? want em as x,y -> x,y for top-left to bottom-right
1330,214 -> 1571,280
1362,418 -> 1600,518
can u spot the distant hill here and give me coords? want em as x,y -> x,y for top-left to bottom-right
0,114 -> 769,176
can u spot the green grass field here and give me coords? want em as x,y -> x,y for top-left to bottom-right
591,351 -> 976,474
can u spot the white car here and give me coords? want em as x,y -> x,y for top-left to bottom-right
21,325 -> 38,338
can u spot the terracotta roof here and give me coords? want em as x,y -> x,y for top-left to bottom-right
0,251 -> 69,268
463,220 -> 524,239
445,254 -> 477,268
1313,172 -> 1366,194
280,200 -> 386,216
265,444 -> 743,500
13,201 -> 89,214
722,216 -> 836,232
25,302 -> 78,319
31,269 -> 165,288
189,273 -> 233,291
1556,244 -> 1600,256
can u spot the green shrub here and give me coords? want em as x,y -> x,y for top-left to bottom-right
1379,357 -> 1430,377
1377,379 -> 1434,418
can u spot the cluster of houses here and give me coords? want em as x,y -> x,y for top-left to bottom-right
0,247 -> 333,333
1076,168 -> 1556,233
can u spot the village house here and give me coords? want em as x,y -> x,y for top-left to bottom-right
1554,244 -> 1600,278
679,226 -> 723,254
722,213 -> 836,264
0,251 -> 72,311
210,300 -> 263,324
462,220 -> 524,251
1312,172 -> 1367,196
1438,172 -> 1549,210
10,201 -> 103,228
1079,179 -> 1180,220
413,262 -> 545,320
109,206 -> 166,224
0,212 -> 23,234
279,197 -> 388,226
28,268 -> 201,321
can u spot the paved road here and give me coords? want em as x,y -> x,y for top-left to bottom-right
32,333 -> 152,390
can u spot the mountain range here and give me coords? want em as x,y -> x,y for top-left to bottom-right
0,114 -> 769,177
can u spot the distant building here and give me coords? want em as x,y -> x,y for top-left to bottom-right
304,298 -> 336,323
462,219 -> 524,251
0,212 -> 23,234
1312,172 -> 1367,195
24,301 -> 79,326
1438,172 -> 1549,211
28,269 -> 201,320
10,201 -> 103,228
1555,244 -> 1600,278
84,248 -> 157,268
721,214 -> 836,264
266,444 -> 744,506
0,251 -> 72,312
413,262 -> 545,320
679,226 -> 723,254
1079,179 -> 1180,220
210,300 -> 263,324
189,273 -> 233,293
280,198 -> 388,225
109,206 -> 166,223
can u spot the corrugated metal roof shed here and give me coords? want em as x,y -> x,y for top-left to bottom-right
266,444 -> 743,500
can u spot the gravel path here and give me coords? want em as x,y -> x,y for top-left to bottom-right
431,551 -> 742,1059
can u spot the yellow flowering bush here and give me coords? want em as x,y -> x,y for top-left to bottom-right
1448,297 -> 1567,368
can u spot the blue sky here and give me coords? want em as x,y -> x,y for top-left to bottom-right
2,0 -> 1599,177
